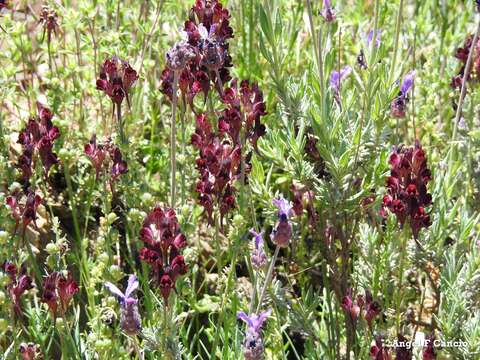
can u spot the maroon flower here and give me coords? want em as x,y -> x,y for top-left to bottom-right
364,290 -> 381,327
341,288 -> 380,326
39,6 -> 59,44
396,335 -> 413,360
451,34 -> 480,89
291,183 -> 317,225
6,189 -> 42,236
138,207 -> 188,303
220,79 -> 267,150
422,334 -> 437,360
111,146 -> 128,181
17,102 -> 60,181
160,0 -> 234,106
341,289 -> 360,321
84,135 -> 128,191
0,0 -> 8,10
41,271 -> 78,316
369,336 -> 392,360
2,262 -> 33,315
191,114 -> 240,224
382,140 -> 432,239
96,56 -> 138,107
84,134 -> 107,178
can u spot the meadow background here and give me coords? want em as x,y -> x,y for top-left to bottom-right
0,0 -> 479,359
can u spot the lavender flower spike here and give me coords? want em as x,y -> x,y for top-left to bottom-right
390,70 -> 416,118
105,274 -> 141,335
237,309 -> 272,335
237,309 -> 272,360
330,66 -> 352,93
271,197 -> 293,247
321,0 -> 336,22
400,70 -> 415,95
249,229 -> 267,269
272,197 -> 293,221
367,30 -> 381,48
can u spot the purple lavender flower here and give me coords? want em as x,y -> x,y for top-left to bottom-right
272,197 -> 293,221
271,197 -> 293,247
400,71 -> 415,95
367,30 -> 382,47
391,70 -> 416,118
105,274 -> 141,336
330,66 -> 352,93
166,40 -> 196,71
249,229 -> 267,269
321,0 -> 336,22
237,309 -> 271,360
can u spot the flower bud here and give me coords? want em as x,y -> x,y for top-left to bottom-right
0,230 -> 8,245
141,192 -> 153,204
232,214 -> 244,228
98,252 -> 109,265
45,243 -> 59,255
107,212 -> 118,225
55,317 -> 64,329
109,265 -> 123,281
0,318 -> 8,332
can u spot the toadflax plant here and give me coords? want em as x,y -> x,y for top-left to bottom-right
96,56 -> 139,144
138,206 -> 188,303
84,134 -> 128,192
382,140 -> 432,240
41,271 -> 79,317
16,102 -> 60,184
2,261 -> 33,316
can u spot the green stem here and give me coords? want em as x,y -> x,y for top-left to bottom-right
395,230 -> 408,333
255,246 -> 280,313
170,71 -> 179,209
117,103 -> 126,145
389,0 -> 404,86
180,96 -> 187,206
83,174 -> 96,238
64,161 -> 89,292
353,0 -> 380,170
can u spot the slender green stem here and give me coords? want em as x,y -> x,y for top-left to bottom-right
117,103 -> 126,145
255,246 -> 280,313
64,160 -> 90,297
23,226 -> 42,285
395,231 -> 408,333
83,174 -> 96,238
353,0 -> 380,170
180,96 -> 187,206
170,71 -> 179,208
389,0 -> 404,85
